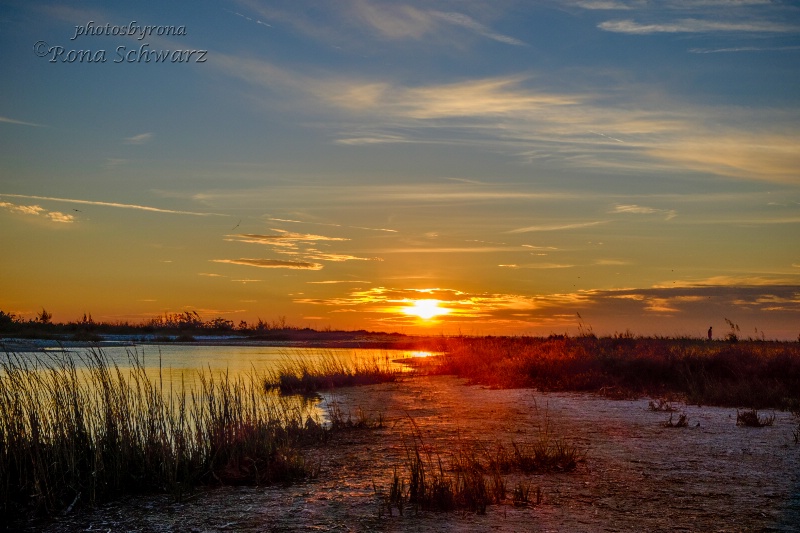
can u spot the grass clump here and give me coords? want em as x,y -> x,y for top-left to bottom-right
377,419 -> 581,516
264,350 -> 402,395
736,409 -> 775,427
662,413 -> 689,428
327,402 -> 384,430
511,481 -> 541,507
0,349 -> 329,525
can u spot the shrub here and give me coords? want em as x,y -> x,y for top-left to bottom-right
735,409 -> 775,427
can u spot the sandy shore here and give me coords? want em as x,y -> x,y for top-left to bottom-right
36,375 -> 800,532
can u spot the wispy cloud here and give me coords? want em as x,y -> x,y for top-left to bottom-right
307,280 -> 372,284
351,1 -> 524,46
0,116 -> 45,127
124,132 -> 153,145
499,263 -> 575,269
335,133 -> 412,145
212,52 -> 800,183
0,194 -> 224,216
599,18 -> 798,34
304,252 -> 380,262
573,0 -> 631,9
212,258 -> 323,270
266,217 -> 398,233
508,221 -> 608,233
661,275 -> 800,287
430,11 -> 526,46
0,201 -> 45,216
0,201 -> 73,223
227,230 -> 349,247
689,45 -> 800,53
662,1 -> 775,5
376,246 -> 529,253
46,212 -> 75,223
646,133 -> 800,184
225,229 -> 379,265
352,0 -> 434,39
612,204 -> 677,220
224,8 -> 272,28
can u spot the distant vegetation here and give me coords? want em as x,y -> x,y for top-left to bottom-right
420,336 -> 800,410
0,309 -> 408,345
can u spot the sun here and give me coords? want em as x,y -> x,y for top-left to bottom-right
403,299 -> 450,320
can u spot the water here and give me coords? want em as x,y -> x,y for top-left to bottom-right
11,344 -> 432,387
2,344 -> 434,426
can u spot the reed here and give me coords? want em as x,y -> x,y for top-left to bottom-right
264,350 -> 402,395
0,349 -> 327,524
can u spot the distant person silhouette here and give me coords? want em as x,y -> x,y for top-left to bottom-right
708,326 -> 712,340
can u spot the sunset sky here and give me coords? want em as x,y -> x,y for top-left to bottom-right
1,0 -> 799,338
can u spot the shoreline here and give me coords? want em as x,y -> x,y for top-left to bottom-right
0,334 -> 440,353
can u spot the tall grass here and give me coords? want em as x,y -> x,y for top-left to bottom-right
425,337 -> 800,408
0,349 -> 327,525
264,350 -> 403,395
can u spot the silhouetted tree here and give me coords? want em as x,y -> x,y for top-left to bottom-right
36,308 -> 52,325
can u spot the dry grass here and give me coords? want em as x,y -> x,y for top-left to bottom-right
735,409 -> 776,427
0,349 -> 331,525
423,336 -> 800,409
662,413 -> 689,428
376,418 -> 582,515
264,351 -> 403,395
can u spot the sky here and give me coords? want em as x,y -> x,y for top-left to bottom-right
1,0 -> 799,338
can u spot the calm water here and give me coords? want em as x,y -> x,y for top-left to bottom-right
3,344 -> 433,424
8,344 -> 431,389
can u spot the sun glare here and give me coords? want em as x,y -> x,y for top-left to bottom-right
403,299 -> 450,320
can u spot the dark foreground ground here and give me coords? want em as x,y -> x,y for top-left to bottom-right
31,375 -> 800,533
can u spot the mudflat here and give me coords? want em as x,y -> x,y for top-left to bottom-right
38,375 -> 800,532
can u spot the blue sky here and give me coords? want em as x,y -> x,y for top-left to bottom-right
1,0 -> 799,337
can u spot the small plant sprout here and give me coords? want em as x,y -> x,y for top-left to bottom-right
662,413 -> 689,428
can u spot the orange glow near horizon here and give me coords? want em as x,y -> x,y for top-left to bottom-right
402,299 -> 451,320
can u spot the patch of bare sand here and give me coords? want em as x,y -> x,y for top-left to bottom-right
40,375 -> 799,532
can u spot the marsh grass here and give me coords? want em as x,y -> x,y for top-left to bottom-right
511,481 -> 541,507
264,350 -> 403,395
428,337 -> 800,409
377,418 -> 581,515
736,409 -> 775,427
0,349 -> 329,524
327,401 -> 384,430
